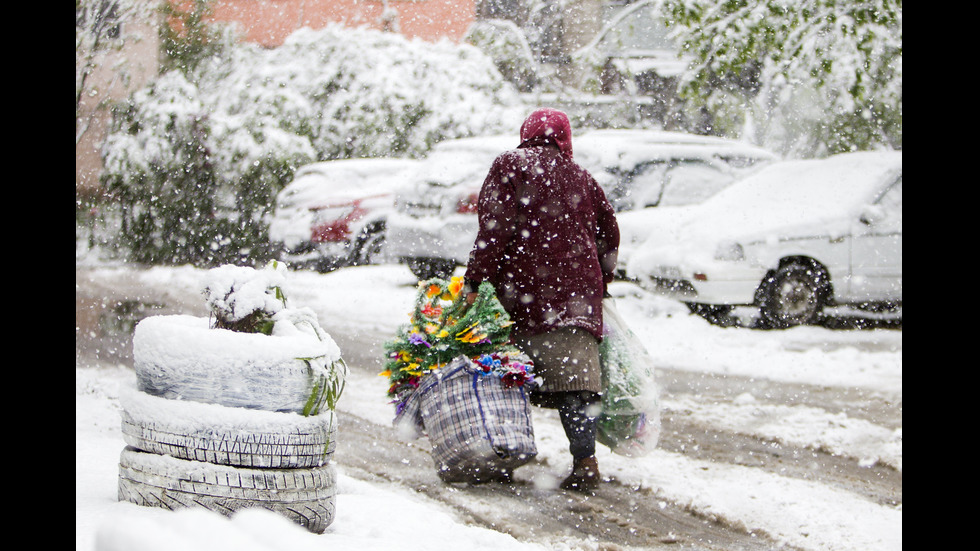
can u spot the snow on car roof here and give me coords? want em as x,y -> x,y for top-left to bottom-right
404,135 -> 515,188
280,158 -> 420,208
673,150 -> 902,239
574,129 -> 777,172
292,157 -> 420,182
708,150 -> 901,213
430,134 -> 517,154
623,151 -> 902,276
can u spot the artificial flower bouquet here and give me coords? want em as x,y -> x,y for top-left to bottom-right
382,276 -> 535,409
383,277 -> 538,482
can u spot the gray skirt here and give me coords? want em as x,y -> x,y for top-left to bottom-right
516,327 -> 601,402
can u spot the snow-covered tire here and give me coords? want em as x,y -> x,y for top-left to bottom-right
119,387 -> 337,469
133,315 -> 341,414
117,447 -> 337,534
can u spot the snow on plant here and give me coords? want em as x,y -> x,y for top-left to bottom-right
203,261 -> 289,334
659,0 -> 902,156
465,19 -> 540,92
185,23 -> 525,165
202,260 -> 347,416
102,71 -> 209,191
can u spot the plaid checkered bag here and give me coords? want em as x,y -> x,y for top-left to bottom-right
395,356 -> 537,483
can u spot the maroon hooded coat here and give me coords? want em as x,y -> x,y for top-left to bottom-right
464,109 -> 620,341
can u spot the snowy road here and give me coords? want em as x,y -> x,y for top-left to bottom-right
76,264 -> 901,550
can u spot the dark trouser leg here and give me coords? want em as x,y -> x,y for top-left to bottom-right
557,391 -> 600,460
557,390 -> 602,491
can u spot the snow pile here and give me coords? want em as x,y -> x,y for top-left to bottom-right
120,384 -> 334,442
134,315 -> 338,373
134,264 -> 344,413
668,393 -> 903,471
144,262 -> 342,374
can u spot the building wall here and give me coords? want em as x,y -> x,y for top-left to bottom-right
77,0 -> 476,195
76,3 -> 161,196
212,0 -> 476,47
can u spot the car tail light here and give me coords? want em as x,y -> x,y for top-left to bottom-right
311,220 -> 351,243
456,193 -> 479,214
310,203 -> 366,243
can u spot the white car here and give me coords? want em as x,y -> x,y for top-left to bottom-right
268,158 -> 419,272
385,135 -> 519,280
625,151 -> 902,328
386,130 -> 777,280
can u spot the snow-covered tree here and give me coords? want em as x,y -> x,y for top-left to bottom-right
466,18 -> 540,92
102,71 -> 227,265
660,0 -> 902,157
100,23 -> 524,266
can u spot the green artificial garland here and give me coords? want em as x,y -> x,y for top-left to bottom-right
381,276 -> 534,405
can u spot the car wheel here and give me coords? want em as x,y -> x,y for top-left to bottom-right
406,257 -> 457,281
350,223 -> 386,266
758,261 -> 828,328
686,303 -> 735,326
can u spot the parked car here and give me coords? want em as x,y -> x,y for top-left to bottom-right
268,158 -> 420,272
576,130 -> 777,271
625,151 -> 902,328
385,135 -> 519,280
386,130 -> 777,280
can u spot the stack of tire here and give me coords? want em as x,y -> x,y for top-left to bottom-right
117,314 -> 341,534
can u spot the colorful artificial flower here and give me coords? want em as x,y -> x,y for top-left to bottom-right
381,277 -> 535,404
477,354 -> 502,370
456,323 -> 488,344
448,276 -> 464,298
421,303 -> 443,319
408,332 -> 431,347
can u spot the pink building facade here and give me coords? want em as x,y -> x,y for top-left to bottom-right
212,0 -> 477,47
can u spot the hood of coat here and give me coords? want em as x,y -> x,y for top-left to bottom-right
519,108 -> 573,158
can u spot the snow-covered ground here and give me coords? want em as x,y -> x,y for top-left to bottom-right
76,263 -> 901,551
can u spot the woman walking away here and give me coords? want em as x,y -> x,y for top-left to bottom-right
463,108 -> 620,491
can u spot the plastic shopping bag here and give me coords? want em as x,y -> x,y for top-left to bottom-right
597,298 -> 660,456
